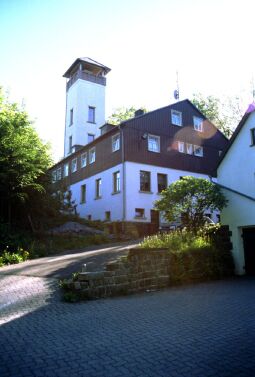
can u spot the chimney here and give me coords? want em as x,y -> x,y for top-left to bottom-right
134,109 -> 145,117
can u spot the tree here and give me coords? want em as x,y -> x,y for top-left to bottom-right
108,106 -> 146,125
192,93 -> 243,138
154,176 -> 228,232
0,87 -> 54,228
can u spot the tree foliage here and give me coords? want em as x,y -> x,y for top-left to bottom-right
192,93 -> 243,138
0,88 -> 59,229
108,106 -> 146,125
154,176 -> 228,231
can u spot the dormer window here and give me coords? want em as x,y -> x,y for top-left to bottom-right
171,110 -> 182,126
250,128 -> 255,146
193,116 -> 203,132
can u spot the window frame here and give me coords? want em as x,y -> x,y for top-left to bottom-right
71,158 -> 77,173
80,184 -> 86,204
193,116 -> 203,132
112,133 -> 120,152
148,134 -> 160,153
113,171 -> 120,193
89,147 -> 96,164
135,208 -> 145,219
171,110 -> 182,126
194,145 -> 204,157
186,143 -> 193,155
69,108 -> 73,126
178,141 -> 185,153
105,211 -> 111,221
63,163 -> 69,177
157,173 -> 167,193
69,135 -> 72,154
140,170 -> 151,192
81,152 -> 87,168
88,133 -> 95,144
250,128 -> 255,146
52,170 -> 57,183
56,167 -> 62,181
88,106 -> 95,123
95,178 -> 102,199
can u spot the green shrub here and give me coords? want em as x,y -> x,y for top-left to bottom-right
0,247 -> 30,266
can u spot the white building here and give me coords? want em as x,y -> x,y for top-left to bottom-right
51,57 -> 228,235
217,103 -> 255,275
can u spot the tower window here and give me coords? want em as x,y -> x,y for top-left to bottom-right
69,136 -> 72,154
69,109 -> 73,126
88,134 -> 95,143
88,106 -> 95,123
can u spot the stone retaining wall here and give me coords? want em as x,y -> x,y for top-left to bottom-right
66,248 -> 171,299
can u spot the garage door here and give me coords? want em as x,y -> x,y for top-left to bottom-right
242,227 -> 255,275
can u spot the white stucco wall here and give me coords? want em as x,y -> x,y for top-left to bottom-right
70,164 -> 123,221
217,111 -> 255,274
64,79 -> 106,156
124,161 -> 217,223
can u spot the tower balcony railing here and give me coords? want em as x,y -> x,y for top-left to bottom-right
66,70 -> 106,90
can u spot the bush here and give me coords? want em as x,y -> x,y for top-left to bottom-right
0,247 -> 30,266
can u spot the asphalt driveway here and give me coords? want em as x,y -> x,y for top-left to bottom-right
0,275 -> 255,377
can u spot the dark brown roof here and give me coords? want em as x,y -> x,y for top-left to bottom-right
63,57 -> 111,78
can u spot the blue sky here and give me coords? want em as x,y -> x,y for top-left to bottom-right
1,0 -> 255,160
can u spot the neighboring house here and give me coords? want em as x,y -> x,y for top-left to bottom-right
51,57 -> 228,232
217,103 -> 255,275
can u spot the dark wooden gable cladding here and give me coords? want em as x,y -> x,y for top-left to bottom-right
123,100 -> 228,176
51,128 -> 121,186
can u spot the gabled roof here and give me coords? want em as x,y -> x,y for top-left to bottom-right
217,103 -> 255,168
63,57 -> 111,78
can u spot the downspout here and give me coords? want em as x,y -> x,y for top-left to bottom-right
120,125 -> 126,227
63,79 -> 68,157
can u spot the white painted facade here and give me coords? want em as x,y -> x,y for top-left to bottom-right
217,110 -> 255,275
64,79 -> 106,157
70,160 -> 218,224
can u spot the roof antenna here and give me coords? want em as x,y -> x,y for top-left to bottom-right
173,71 -> 180,101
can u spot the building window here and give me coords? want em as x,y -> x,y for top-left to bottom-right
193,116 -> 203,132
88,106 -> 95,123
250,128 -> 255,146
71,158 -> 77,172
56,167 -> 62,181
178,141 -> 185,153
140,171 -> 151,192
69,136 -> 72,153
87,215 -> 92,221
113,171 -> 120,193
89,147 -> 96,164
52,170 -> 57,183
95,178 -> 102,198
157,173 -> 167,193
194,145 -> 204,157
148,134 -> 160,153
69,109 -> 73,126
171,110 -> 182,126
80,184 -> 86,203
88,134 -> 95,144
112,133 -> 120,152
135,208 -> 145,218
105,211 -> 111,221
63,163 -> 69,177
81,152 -> 87,168
186,143 -> 193,155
